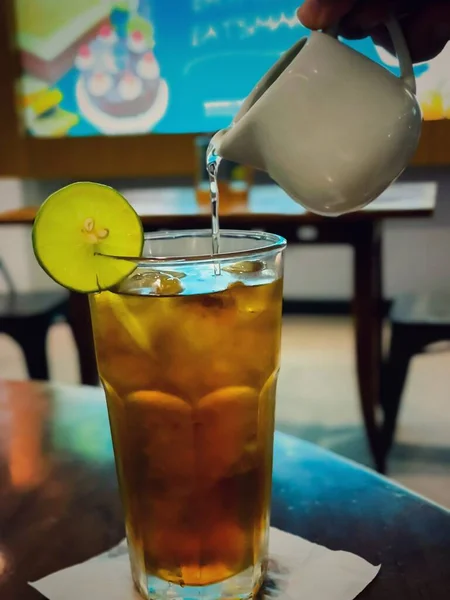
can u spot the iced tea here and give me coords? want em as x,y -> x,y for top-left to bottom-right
90,234 -> 284,600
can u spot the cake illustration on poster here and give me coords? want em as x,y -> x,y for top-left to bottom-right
15,0 -> 169,136
13,0 -> 450,138
75,1 -> 169,135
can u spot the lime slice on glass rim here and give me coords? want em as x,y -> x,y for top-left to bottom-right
32,182 -> 144,293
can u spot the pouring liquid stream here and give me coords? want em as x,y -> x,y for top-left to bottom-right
206,140 -> 222,273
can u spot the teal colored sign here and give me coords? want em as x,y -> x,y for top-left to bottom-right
15,0 -> 437,137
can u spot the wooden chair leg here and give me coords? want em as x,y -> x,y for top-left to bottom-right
15,319 -> 50,380
67,293 -> 99,386
381,326 -> 427,463
353,222 -> 385,472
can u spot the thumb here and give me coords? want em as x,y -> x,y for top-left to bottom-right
297,0 -> 358,30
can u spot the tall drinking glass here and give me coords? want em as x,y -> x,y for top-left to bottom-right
89,230 -> 286,600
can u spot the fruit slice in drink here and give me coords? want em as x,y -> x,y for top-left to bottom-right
32,181 -> 143,292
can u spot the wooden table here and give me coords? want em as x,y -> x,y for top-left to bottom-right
0,381 -> 448,599
0,182 -> 437,472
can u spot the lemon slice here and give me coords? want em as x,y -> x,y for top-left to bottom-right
32,182 -> 144,293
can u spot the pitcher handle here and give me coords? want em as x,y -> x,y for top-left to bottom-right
386,17 -> 416,93
325,16 -> 416,94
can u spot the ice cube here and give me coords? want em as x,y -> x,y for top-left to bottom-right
195,386 -> 259,482
227,278 -> 267,316
120,269 -> 184,295
224,260 -> 265,274
153,273 -> 184,295
199,290 -> 233,310
159,270 -> 186,279
257,371 -> 278,447
120,268 -> 157,289
226,281 -> 246,292
127,390 -> 194,479
90,293 -> 158,392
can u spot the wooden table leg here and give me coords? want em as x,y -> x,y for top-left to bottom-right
352,221 -> 385,472
67,293 -> 98,386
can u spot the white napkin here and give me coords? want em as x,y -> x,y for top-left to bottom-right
29,527 -> 380,600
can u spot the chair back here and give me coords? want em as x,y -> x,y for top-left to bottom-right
0,258 -> 17,312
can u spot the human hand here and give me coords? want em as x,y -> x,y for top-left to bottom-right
297,0 -> 450,62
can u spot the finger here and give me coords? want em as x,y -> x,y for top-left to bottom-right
337,0 -> 422,39
297,0 -> 357,30
400,2 -> 450,62
340,0 -> 391,32
370,2 -> 450,62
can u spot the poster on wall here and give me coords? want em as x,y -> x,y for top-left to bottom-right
14,0 -> 450,138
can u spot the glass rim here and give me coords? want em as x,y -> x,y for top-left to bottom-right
102,229 -> 286,264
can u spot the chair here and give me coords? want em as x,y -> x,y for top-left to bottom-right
0,258 -> 69,379
381,291 -> 450,464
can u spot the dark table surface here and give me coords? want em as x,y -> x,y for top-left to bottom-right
0,380 -> 448,599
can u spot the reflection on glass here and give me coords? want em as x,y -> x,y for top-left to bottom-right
7,385 -> 48,488
51,388 -> 113,464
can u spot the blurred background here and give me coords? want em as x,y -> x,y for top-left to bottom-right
1,1 -> 449,507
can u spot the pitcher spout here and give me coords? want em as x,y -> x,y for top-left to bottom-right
209,125 -> 267,172
209,129 -> 228,157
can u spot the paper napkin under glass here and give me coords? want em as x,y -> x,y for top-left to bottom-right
30,527 -> 380,600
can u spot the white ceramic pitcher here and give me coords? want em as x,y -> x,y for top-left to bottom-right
210,18 -> 422,216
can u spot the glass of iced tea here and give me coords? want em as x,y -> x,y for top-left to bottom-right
89,230 -> 286,600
